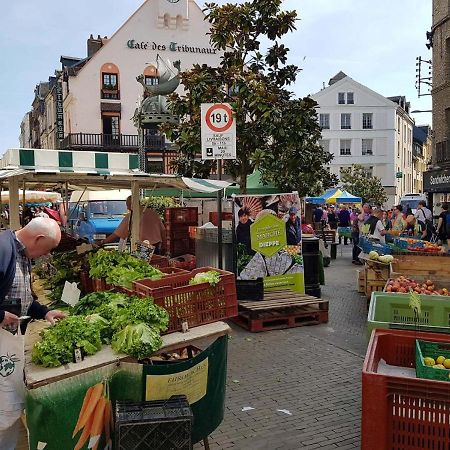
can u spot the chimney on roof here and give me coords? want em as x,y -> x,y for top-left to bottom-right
87,34 -> 103,58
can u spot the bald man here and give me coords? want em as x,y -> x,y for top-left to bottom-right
0,217 -> 65,328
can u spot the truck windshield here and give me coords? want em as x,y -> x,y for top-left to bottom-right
88,200 -> 127,218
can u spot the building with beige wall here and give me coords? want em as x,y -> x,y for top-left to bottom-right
19,0 -> 221,173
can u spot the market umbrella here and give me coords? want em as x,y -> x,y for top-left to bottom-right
334,190 -> 362,204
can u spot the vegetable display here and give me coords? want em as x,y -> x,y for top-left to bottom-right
88,249 -> 163,288
32,291 -> 170,366
31,316 -> 102,368
189,271 -> 221,286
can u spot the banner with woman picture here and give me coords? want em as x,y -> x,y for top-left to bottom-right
233,192 -> 305,293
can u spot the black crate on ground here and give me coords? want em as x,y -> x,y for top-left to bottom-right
236,278 -> 264,301
115,395 -> 193,450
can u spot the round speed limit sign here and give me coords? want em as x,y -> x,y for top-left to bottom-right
205,104 -> 234,133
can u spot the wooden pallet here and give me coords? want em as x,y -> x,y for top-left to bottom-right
232,291 -> 329,332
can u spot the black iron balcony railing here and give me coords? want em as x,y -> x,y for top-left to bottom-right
61,133 -> 166,153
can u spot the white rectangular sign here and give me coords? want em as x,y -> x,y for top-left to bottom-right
201,103 -> 236,160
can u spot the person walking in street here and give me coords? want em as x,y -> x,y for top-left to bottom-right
312,205 -> 324,231
391,205 -> 406,235
337,204 -> 351,245
351,208 -> 362,265
436,204 -> 449,245
414,200 -> 432,223
365,209 -> 387,244
327,206 -> 338,231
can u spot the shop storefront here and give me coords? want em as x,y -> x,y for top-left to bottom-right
423,168 -> 450,215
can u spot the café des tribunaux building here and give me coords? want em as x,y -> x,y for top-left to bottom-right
21,0 -> 221,173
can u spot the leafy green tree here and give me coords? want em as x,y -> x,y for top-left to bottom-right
161,0 -> 337,195
340,164 -> 388,205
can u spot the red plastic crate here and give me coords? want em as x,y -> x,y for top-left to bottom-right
166,224 -> 191,240
164,207 -> 198,225
149,254 -> 170,268
166,238 -> 195,258
132,267 -> 238,332
169,254 -> 196,271
362,329 -> 450,450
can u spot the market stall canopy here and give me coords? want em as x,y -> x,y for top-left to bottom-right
227,169 -> 279,195
305,187 -> 340,204
0,189 -> 61,204
334,190 -> 362,204
0,149 -> 232,192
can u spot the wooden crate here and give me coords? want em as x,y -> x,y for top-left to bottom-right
365,266 -> 389,282
390,254 -> 450,279
357,269 -> 365,293
365,280 -> 385,299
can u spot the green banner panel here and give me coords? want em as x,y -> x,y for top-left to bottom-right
58,151 -> 73,168
95,152 -> 108,169
129,154 -> 139,170
19,149 -> 35,167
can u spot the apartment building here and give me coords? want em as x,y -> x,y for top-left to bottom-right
311,72 -> 415,206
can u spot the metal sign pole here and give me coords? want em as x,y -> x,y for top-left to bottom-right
217,159 -> 223,269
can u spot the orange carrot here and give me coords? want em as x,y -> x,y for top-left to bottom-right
73,409 -> 94,450
76,383 -> 103,433
72,386 -> 94,437
103,399 -> 111,443
90,396 -> 107,450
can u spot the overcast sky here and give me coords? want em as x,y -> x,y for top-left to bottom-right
0,0 -> 432,155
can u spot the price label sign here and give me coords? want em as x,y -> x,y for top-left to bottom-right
201,103 -> 236,160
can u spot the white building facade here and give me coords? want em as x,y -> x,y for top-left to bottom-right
311,73 -> 415,206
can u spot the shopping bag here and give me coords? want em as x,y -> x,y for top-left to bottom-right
0,327 -> 25,450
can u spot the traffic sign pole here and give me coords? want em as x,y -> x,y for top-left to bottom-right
217,159 -> 223,269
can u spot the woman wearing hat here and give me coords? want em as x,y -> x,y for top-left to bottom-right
286,207 -> 301,245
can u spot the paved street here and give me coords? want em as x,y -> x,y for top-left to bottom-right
196,246 -> 367,449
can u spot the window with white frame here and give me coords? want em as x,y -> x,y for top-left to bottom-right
347,92 -> 354,104
338,92 -> 345,104
341,113 -> 351,129
319,114 -> 330,129
340,139 -> 351,155
362,139 -> 373,155
362,113 -> 373,129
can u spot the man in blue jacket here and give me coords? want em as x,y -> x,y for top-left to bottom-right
0,217 -> 65,327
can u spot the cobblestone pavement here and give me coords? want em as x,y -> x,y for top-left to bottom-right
195,246 -> 367,450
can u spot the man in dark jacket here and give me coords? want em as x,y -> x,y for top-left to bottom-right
286,207 -> 301,245
0,217 -> 65,327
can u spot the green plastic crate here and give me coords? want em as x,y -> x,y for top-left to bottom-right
367,292 -> 450,337
415,339 -> 450,382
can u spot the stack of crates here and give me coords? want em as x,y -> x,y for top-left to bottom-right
164,207 -> 198,258
356,269 -> 365,294
115,395 -> 193,450
364,265 -> 390,299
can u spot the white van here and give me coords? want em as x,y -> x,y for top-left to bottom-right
68,189 -> 131,242
399,193 -> 427,214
